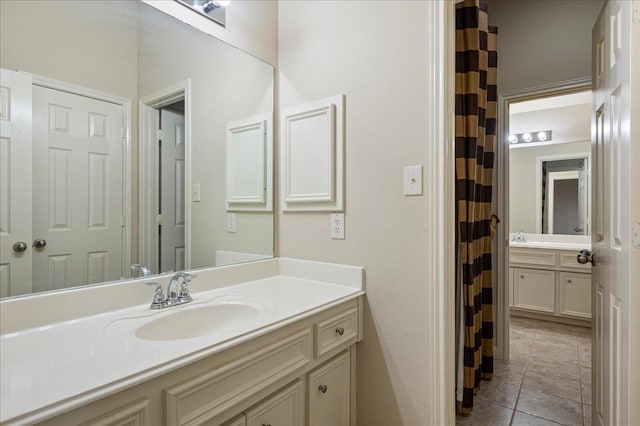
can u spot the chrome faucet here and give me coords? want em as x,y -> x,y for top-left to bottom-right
143,272 -> 195,309
166,272 -> 194,306
130,263 -> 151,277
511,232 -> 526,243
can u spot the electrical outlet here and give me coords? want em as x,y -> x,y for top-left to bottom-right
227,212 -> 236,233
331,213 -> 345,239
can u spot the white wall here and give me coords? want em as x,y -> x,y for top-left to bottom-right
278,1 -> 434,423
509,141 -> 590,233
487,0 -> 604,93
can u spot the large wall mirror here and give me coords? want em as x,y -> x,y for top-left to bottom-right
509,90 -> 591,236
0,1 -> 274,298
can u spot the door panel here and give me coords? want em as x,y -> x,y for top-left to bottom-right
160,108 -> 185,273
32,85 -> 124,291
591,1 -> 635,424
0,69 -> 32,297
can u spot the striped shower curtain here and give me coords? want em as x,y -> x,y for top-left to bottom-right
454,0 -> 498,416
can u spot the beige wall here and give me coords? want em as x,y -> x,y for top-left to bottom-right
487,0 -> 604,93
510,141 -> 591,233
137,5 -> 274,269
143,0 -> 278,67
278,1 -> 433,423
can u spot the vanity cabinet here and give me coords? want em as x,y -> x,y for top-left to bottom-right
509,247 -> 591,324
36,299 -> 361,426
244,380 -> 305,426
307,351 -> 351,426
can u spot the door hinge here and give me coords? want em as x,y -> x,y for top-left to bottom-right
634,0 -> 640,24
156,129 -> 164,141
156,214 -> 162,226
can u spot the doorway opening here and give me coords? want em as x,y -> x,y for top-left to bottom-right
139,80 -> 191,276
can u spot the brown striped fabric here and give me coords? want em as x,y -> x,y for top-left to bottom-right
455,0 -> 497,416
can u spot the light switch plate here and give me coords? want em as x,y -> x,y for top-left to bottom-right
192,183 -> 201,202
331,213 -> 345,239
227,213 -> 236,233
404,165 -> 423,196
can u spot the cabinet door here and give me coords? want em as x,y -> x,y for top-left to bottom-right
245,380 -> 304,426
307,351 -> 350,426
559,272 -> 591,318
512,268 -> 555,313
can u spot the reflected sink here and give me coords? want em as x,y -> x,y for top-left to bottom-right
135,303 -> 260,341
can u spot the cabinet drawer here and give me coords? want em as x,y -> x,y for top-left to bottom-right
307,352 -> 350,426
560,272 -> 591,318
510,250 -> 557,267
165,329 -> 311,426
512,268 -> 555,313
315,308 -> 358,357
245,380 -> 304,426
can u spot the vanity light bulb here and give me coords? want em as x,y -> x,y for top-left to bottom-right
509,134 -> 518,144
537,132 -> 547,141
522,133 -> 532,142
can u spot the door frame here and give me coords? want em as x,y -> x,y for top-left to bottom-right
30,73 -> 133,280
139,79 -> 192,273
495,78 -> 592,363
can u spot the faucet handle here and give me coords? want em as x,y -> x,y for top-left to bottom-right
144,282 -> 165,308
178,280 -> 193,303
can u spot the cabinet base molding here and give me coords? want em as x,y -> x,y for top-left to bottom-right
511,309 -> 591,328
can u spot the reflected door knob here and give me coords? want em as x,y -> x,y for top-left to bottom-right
12,242 -> 27,253
33,238 -> 47,249
577,249 -> 595,265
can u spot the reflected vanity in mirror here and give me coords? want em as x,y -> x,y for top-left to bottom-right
508,90 -> 592,237
0,1 -> 274,298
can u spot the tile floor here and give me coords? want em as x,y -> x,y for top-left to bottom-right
456,316 -> 592,426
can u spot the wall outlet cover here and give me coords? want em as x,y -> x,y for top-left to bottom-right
227,212 -> 236,233
331,213 -> 345,239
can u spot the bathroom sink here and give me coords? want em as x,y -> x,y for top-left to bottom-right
135,303 -> 261,341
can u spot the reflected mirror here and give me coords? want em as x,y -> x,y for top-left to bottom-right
0,1 -> 274,298
509,91 -> 591,236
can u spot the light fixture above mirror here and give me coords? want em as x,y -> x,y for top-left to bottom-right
176,0 -> 231,27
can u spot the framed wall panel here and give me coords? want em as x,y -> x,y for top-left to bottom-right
281,95 -> 344,212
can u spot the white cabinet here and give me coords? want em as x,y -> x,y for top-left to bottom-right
307,352 -> 351,426
512,268 -> 555,313
560,272 -> 591,318
245,380 -> 305,426
509,247 -> 592,323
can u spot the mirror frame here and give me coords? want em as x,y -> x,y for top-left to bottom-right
535,152 -> 591,235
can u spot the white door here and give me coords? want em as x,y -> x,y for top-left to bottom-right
32,85 -> 124,292
159,108 -> 185,273
591,1 -> 639,424
0,69 -> 32,297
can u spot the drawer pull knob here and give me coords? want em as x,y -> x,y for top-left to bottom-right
336,327 -> 345,336
319,384 -> 328,393
567,279 -> 572,283
520,275 -> 524,279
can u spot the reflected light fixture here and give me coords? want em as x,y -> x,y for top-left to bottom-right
508,130 -> 552,145
178,0 -> 230,26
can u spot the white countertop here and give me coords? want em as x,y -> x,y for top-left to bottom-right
509,241 -> 591,250
0,258 -> 364,425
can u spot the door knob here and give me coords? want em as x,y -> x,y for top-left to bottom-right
318,384 -> 328,393
33,238 -> 47,249
577,249 -> 596,266
12,242 -> 28,253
